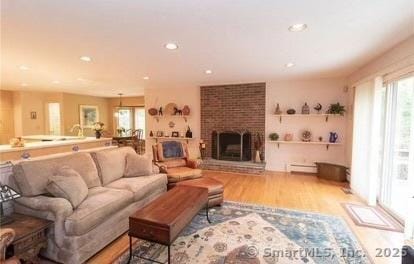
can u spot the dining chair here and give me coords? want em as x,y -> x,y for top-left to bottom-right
132,129 -> 145,154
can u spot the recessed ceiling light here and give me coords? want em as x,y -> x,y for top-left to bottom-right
288,24 -> 307,32
80,56 -> 92,62
285,62 -> 295,68
164,43 -> 178,50
52,80 -> 60,84
19,65 -> 29,70
77,78 -> 85,81
205,70 -> 212,74
143,76 -> 150,80
21,83 -> 28,87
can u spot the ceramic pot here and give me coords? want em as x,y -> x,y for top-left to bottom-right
255,150 -> 261,163
95,131 -> 102,139
284,133 -> 293,141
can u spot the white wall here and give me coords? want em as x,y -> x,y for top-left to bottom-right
265,78 -> 349,171
348,35 -> 414,85
144,78 -> 350,172
144,87 -> 201,159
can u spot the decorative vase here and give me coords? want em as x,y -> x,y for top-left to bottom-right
284,133 -> 293,141
274,103 -> 282,115
255,150 -> 261,163
259,152 -> 265,162
95,131 -> 101,139
329,132 -> 338,143
149,130 -> 154,137
301,102 -> 310,114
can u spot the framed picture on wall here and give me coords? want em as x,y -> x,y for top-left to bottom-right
79,105 -> 99,128
30,111 -> 37,119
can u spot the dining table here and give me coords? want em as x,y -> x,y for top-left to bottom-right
112,134 -> 134,146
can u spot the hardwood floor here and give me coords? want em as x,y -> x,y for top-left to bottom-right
88,170 -> 404,264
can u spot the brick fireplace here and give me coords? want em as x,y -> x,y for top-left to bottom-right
200,83 -> 266,173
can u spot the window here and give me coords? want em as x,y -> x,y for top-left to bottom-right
114,106 -> 145,138
47,102 -> 61,135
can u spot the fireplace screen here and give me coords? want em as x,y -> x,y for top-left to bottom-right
212,131 -> 251,161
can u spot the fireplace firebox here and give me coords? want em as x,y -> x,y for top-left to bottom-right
211,131 -> 251,161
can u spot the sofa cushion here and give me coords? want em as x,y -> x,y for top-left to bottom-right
13,153 -> 100,196
46,167 -> 88,209
166,167 -> 202,183
162,159 -> 187,168
92,147 -> 136,185
124,153 -> 153,177
106,173 -> 167,201
65,187 -> 133,236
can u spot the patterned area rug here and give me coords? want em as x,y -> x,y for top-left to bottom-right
118,201 -> 370,263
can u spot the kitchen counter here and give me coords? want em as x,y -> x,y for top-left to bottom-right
21,135 -> 86,141
0,137 -> 113,162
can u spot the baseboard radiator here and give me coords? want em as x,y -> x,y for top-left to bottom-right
286,162 -> 317,173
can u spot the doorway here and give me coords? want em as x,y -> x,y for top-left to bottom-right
378,76 -> 414,222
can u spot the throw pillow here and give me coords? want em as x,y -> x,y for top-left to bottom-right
46,166 -> 88,209
124,153 -> 153,177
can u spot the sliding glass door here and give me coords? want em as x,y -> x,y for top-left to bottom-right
378,76 -> 414,222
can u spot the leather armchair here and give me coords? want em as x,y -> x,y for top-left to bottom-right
152,141 -> 202,189
0,228 -> 20,264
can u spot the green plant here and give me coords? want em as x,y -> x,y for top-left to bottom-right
93,122 -> 104,132
269,133 -> 279,141
327,102 -> 346,116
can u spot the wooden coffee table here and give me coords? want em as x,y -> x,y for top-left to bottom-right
128,186 -> 209,264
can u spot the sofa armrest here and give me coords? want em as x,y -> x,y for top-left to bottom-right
187,159 -> 203,169
152,164 -> 160,174
15,196 -> 73,220
14,196 -> 73,248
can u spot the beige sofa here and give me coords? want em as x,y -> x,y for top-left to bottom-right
11,147 -> 167,264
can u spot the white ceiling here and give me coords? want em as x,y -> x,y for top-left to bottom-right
1,0 -> 414,97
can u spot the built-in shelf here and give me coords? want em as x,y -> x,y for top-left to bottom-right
149,136 -> 194,143
268,140 -> 342,150
273,113 -> 343,123
152,115 -> 190,122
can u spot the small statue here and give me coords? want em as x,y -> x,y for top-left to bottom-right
274,103 -> 282,115
314,103 -> 322,114
174,107 -> 183,116
302,102 -> 310,114
185,126 -> 193,138
158,107 -> 163,116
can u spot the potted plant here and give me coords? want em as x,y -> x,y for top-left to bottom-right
269,133 -> 279,141
254,133 -> 264,163
116,127 -> 126,136
93,122 -> 104,139
327,102 -> 346,116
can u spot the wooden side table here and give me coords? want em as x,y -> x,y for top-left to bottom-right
4,213 -> 52,263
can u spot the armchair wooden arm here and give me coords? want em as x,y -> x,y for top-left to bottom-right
0,228 -> 20,264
